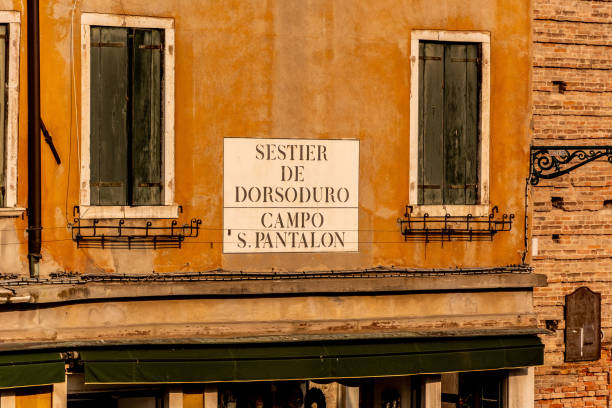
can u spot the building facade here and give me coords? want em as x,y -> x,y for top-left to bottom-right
531,0 -> 612,407
0,1 -> 542,407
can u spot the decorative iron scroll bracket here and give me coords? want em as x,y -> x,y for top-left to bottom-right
530,145 -> 612,185
398,206 -> 514,242
71,218 -> 202,249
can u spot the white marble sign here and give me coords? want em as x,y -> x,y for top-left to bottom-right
223,138 -> 359,253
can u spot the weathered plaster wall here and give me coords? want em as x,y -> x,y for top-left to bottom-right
0,288 -> 536,347
0,0 -> 531,275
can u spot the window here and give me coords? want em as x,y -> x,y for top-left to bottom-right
409,31 -> 490,216
0,12 -> 21,216
80,14 -> 176,219
442,371 -> 506,408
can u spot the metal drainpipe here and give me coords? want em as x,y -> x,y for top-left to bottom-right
27,0 -> 41,278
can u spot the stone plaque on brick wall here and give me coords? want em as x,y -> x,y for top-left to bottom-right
565,287 -> 601,362
223,138 -> 359,253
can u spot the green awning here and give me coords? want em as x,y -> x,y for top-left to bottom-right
81,335 -> 543,384
0,351 -> 65,388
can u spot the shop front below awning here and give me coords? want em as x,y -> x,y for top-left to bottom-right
79,335 -> 543,384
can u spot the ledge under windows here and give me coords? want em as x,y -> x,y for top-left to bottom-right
410,204 -> 490,217
77,205 -> 180,220
0,207 -> 25,217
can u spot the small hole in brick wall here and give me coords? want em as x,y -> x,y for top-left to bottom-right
551,196 -> 564,209
545,320 -> 559,331
604,199 -> 612,209
552,234 -> 561,243
552,80 -> 567,94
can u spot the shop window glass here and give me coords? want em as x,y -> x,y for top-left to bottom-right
442,371 -> 505,408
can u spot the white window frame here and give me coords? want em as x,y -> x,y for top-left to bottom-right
506,367 -> 534,408
409,30 -> 490,217
0,11 -> 22,216
80,13 -> 177,219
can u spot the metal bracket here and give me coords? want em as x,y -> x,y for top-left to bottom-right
40,118 -> 61,165
530,146 -> 612,185
398,205 -> 513,242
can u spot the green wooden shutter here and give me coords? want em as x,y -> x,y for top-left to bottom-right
90,27 -> 129,205
131,28 -> 163,206
444,43 -> 479,205
464,44 -> 480,204
0,25 -> 6,207
418,42 -> 480,206
418,42 -> 444,205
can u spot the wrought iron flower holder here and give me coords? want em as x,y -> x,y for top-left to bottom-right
71,218 -> 202,249
398,206 -> 513,242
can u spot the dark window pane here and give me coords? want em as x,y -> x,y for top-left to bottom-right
459,371 -> 504,408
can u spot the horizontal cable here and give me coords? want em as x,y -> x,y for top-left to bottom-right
533,112 -> 612,117
534,17 -> 612,25
0,238 -> 509,247
534,40 -> 612,47
533,89 -> 612,94
533,64 -> 612,71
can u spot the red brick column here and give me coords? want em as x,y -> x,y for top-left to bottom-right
532,1 -> 612,407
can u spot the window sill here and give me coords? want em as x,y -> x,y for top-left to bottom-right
78,205 -> 179,219
409,204 -> 490,217
0,207 -> 25,217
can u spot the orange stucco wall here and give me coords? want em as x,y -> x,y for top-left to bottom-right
184,390 -> 204,408
15,388 -> 52,408
0,0 -> 531,275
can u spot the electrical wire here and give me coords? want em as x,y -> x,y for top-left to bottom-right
0,238 -> 486,247
0,238 -> 73,246
0,225 -> 413,233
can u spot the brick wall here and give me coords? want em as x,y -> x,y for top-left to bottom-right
532,0 -> 612,407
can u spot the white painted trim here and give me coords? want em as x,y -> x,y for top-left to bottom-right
409,30 -> 491,216
163,27 -> 175,206
52,379 -> 68,408
0,391 -> 15,408
0,11 -> 19,23
79,204 -> 179,219
506,367 -> 534,408
2,12 -> 20,209
339,385 -> 359,408
164,387 -> 183,408
81,13 -> 174,29
79,22 -> 90,205
421,375 -> 441,408
411,30 -> 490,44
0,207 -> 25,217
80,13 -> 176,217
204,385 -> 218,408
411,204 -> 489,217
